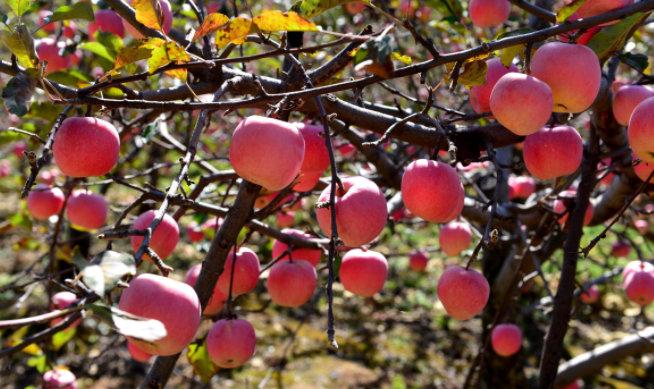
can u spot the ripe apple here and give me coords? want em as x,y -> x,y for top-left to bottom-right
130,210 -> 180,262
553,190 -> 594,226
12,141 -> 27,158
623,260 -> 654,284
267,260 -> 317,307
439,222 -> 472,256
276,211 -> 295,228
186,221 -> 205,242
409,251 -> 429,271
316,176 -> 388,247
337,143 -> 357,158
339,249 -> 388,297
580,284 -> 600,304
470,58 -> 518,115
230,116 -> 305,191
489,73 -> 554,136
88,10 -> 125,40
43,368 -> 77,389
612,78 -> 630,93
184,263 -> 227,315
437,266 -> 490,320
491,324 -> 522,357
469,0 -> 511,28
557,13 -> 602,45
577,0 -> 634,25
633,155 -> 654,182
0,159 -> 10,178
613,86 -> 653,126
128,340 -> 153,362
206,319 -> 256,368
37,38 -> 71,75
51,291 -> 81,328
216,247 -> 260,296
611,240 -> 631,258
345,1 -> 366,14
124,0 -> 173,39
624,270 -> 654,306
201,217 -> 223,237
69,49 -> 83,66
635,219 -> 649,234
53,117 -> 120,178
118,274 -> 201,356
530,42 -> 601,113
66,190 -> 107,230
402,159 -> 464,223
508,176 -> 536,200
272,228 -> 322,267
523,126 -> 583,180
27,184 -> 65,220
628,97 -> 654,165
293,122 -> 329,191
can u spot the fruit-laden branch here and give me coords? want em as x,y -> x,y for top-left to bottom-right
554,327 -> 654,388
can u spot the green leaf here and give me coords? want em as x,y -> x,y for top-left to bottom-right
333,254 -> 342,278
2,72 -> 36,117
78,42 -> 116,62
187,339 -> 220,383
290,0 -> 371,19
49,2 -> 95,23
96,30 -> 125,54
27,355 -> 48,373
72,249 -> 136,297
86,305 -> 167,343
423,0 -> 463,22
556,0 -> 589,23
500,45 -> 524,68
2,25 -> 38,68
0,130 -> 26,146
8,212 -> 32,230
587,12 -> 652,60
7,0 -> 31,18
52,328 -> 76,350
617,52 -> 649,73
141,119 -> 159,144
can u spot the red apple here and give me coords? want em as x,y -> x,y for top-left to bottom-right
12,141 -> 27,158
124,0 -> 173,39
437,266 -> 490,320
409,251 -> 428,271
624,270 -> 654,306
37,38 -> 71,75
27,184 -> 65,220
554,190 -> 594,226
51,291 -> 81,328
272,228 -> 322,267
88,10 -> 125,40
439,222 -> 472,256
578,0 -> 634,25
128,340 -> 153,362
293,123 -> 329,191
470,58 -> 518,115
206,319 -> 256,368
613,86 -> 653,126
523,126 -> 583,180
508,176 -> 536,200
623,261 -> 654,284
345,1 -> 366,14
611,240 -> 631,258
130,210 -> 180,262
184,263 -> 227,315
339,249 -> 387,297
337,143 -> 357,158
580,284 -> 600,304
216,247 -> 260,296
491,324 -> 522,357
469,0 -> 510,28
635,219 -> 649,234
66,189 -> 107,230
186,221 -> 205,242
43,368 -> 77,389
628,97 -> 654,165
276,211 -> 295,228
267,260 -> 317,307
557,13 -> 602,45
200,217 -> 223,237
0,159 -> 11,178
633,155 -> 654,182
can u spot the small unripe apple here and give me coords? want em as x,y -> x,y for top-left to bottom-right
491,324 -> 522,357
130,210 -> 180,262
402,159 -> 464,223
611,240 -> 631,258
470,58 -> 518,115
119,274 -> 201,356
53,117 -> 120,178
580,284 -> 600,304
523,126 -> 583,180
37,38 -> 71,75
230,116 -> 305,191
437,266 -> 489,320
267,260 -> 317,307
217,247 -> 260,296
629,97 -> 654,165
186,221 -> 205,242
489,73 -> 554,136
184,264 -> 227,315
51,291 -> 81,328
272,228 -> 322,266
88,10 -> 125,40
128,340 -> 153,362
66,189 -> 107,230
339,249 -> 387,297
553,190 -> 594,226
624,270 -> 654,306
27,184 -> 65,220
439,222 -> 472,256
124,0 -> 173,39
469,0 -> 510,28
206,319 -> 256,368
409,251 -> 428,271
43,368 -> 77,389
613,86 -> 653,126
577,0 -> 634,25
316,176 -> 388,247
635,219 -> 649,234
530,42 -> 601,113
276,211 -> 295,228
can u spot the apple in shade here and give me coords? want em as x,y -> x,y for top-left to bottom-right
69,49 -> 83,66
27,184 -> 65,220
557,13 -> 602,45
88,10 -> 125,40
633,155 -> 654,182
624,270 -> 654,306
345,1 -> 366,14
276,211 -> 295,228
635,219 -> 649,234
554,190 -> 594,226
12,141 -> 27,158
216,247 -> 260,296
469,0 -> 510,28
562,381 -> 581,389
409,251 -> 429,271
630,98 -> 654,165
598,158 -> 615,187
230,116 -> 305,191
267,260 -> 317,307
186,221 -> 205,242
439,222 -> 472,256
43,368 -> 77,389
577,0 -> 634,25
337,143 -> 357,158
491,324 -> 522,357
206,1 -> 221,13
0,160 -> 10,178
119,274 -> 201,356
391,207 -> 406,222
530,42 -> 601,113
66,190 -> 107,230
53,117 -> 120,178
130,210 -> 180,262
508,176 -> 536,200
613,86 -> 653,126
51,291 -> 81,328
580,284 -> 600,304
469,58 -> 518,116
400,1 -> 431,22
124,0 -> 173,39
339,249 -> 388,297
402,159 -> 464,223
185,264 -> 227,315
489,73 -> 554,136
272,229 -> 322,266
523,126 -> 583,180
37,38 -> 71,75
293,123 -> 330,191
128,341 -> 153,362
437,266 -> 490,320
316,176 -> 388,247
206,319 -> 256,368
611,240 -> 631,258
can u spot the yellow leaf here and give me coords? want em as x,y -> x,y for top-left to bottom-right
253,10 -> 318,32
132,0 -> 166,34
391,52 -> 411,65
215,17 -> 252,49
166,68 -> 187,82
192,13 -> 229,42
291,0 -> 371,19
114,47 -> 154,70
3,25 -> 38,69
137,38 -> 190,73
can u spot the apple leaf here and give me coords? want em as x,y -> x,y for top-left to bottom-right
135,38 -> 190,73
616,52 -> 649,73
391,52 -> 411,65
96,30 -> 125,55
187,339 -> 220,383
191,13 -> 229,42
133,0 -> 166,34
2,25 -> 38,69
165,68 -> 187,82
78,42 -> 116,62
253,11 -> 318,32
72,249 -> 136,297
500,45 -> 524,68
423,0 -> 464,23
215,16 -> 252,49
52,328 -> 76,351
7,0 -> 31,19
0,131 -> 27,146
27,354 -> 48,373
115,47 -> 154,70
86,304 -> 167,343
587,12 -> 652,60
556,0 -> 589,23
290,0 -> 370,19
1,72 -> 36,117
353,34 -> 395,79
445,59 -> 488,88
48,2 -> 95,23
